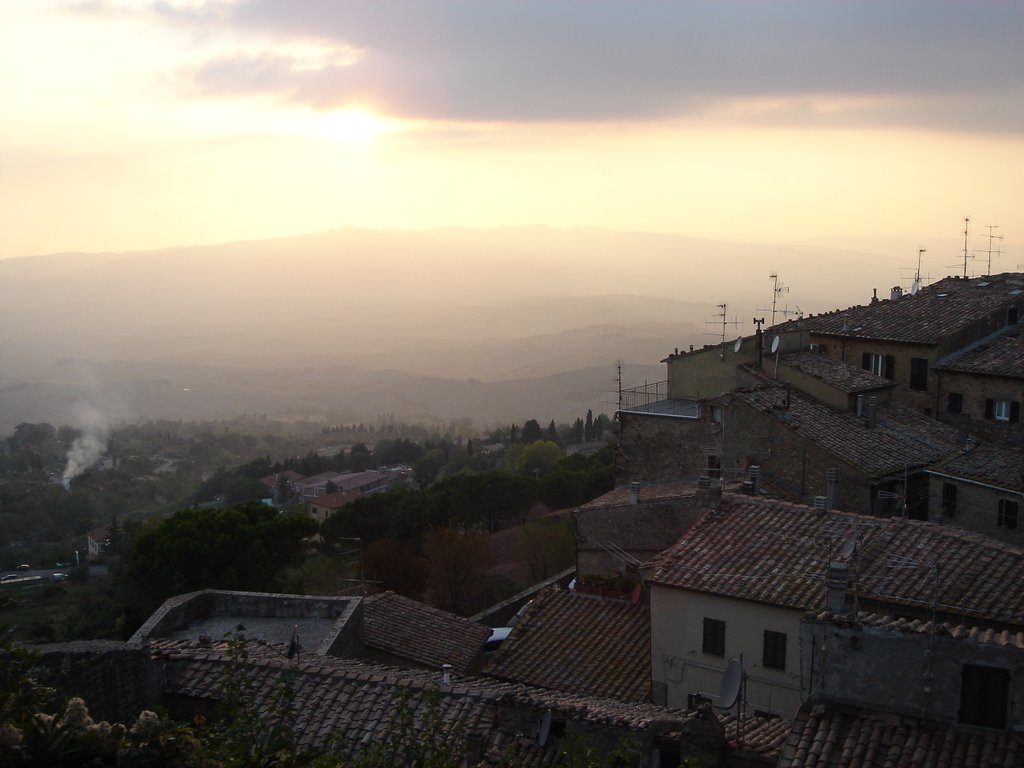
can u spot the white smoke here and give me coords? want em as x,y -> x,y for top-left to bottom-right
62,405 -> 110,490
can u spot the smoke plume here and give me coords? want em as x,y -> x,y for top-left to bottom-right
62,405 -> 110,490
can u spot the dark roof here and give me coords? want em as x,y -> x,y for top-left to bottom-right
778,702 -> 1024,768
577,480 -> 697,512
935,324 -> 1024,378
809,611 -> 1024,651
619,398 -> 699,418
928,443 -> 1024,492
363,591 -> 490,675
307,490 -> 362,509
778,351 -> 893,394
484,587 -> 650,702
649,493 -> 1024,628
732,384 -> 962,478
773,273 -> 1024,344
150,639 -> 724,765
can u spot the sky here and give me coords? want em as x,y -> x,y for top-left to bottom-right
2,0 -> 1023,265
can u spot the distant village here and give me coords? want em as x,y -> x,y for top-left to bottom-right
12,272 -> 1024,766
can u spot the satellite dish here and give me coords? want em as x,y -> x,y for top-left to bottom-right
538,709 -> 552,746
910,279 -> 920,295
733,336 -> 743,353
840,537 -> 856,560
770,336 -> 780,354
718,658 -> 743,709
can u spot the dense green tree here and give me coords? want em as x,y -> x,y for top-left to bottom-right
349,443 -> 372,472
413,448 -> 446,488
584,409 -> 594,442
546,419 -> 559,441
521,419 -> 543,444
124,502 -> 317,616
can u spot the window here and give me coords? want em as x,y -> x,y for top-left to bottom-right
706,453 -> 721,479
709,405 -> 723,424
702,618 -> 725,657
960,664 -> 1009,728
909,358 -> 928,391
861,352 -> 894,380
1009,305 -> 1018,325
998,499 -> 1018,530
947,392 -> 963,414
985,399 -> 1020,422
762,630 -> 787,671
942,483 -> 958,516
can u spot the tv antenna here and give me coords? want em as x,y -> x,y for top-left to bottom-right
973,225 -> 1003,275
705,303 -> 742,359
961,217 -> 971,278
755,273 -> 802,327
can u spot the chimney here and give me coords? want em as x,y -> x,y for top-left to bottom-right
856,394 -> 864,416
826,468 -> 839,512
741,479 -> 755,495
748,465 -> 760,494
867,396 -> 877,428
755,325 -> 763,368
697,475 -> 712,490
891,285 -> 903,301
629,481 -> 641,505
441,663 -> 453,688
813,495 -> 827,514
825,562 -> 850,614
710,486 -> 722,513
870,288 -> 879,305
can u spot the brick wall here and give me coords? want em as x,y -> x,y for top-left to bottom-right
36,640 -> 163,724
615,411 -> 706,483
934,369 -> 1024,447
927,475 -> 1024,547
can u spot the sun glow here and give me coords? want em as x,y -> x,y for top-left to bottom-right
319,109 -> 392,144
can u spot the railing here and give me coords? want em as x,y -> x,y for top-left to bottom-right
619,380 -> 669,410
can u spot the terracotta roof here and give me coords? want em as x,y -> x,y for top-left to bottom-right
778,702 -> 1024,768
577,480 -> 697,511
260,470 -> 303,488
151,639 -> 714,765
649,493 -> 1024,628
928,443 -> 1024,492
307,490 -> 362,510
809,611 -> 1024,651
363,591 -> 490,675
484,586 -> 650,702
935,325 -> 1024,377
778,351 -> 894,394
732,384 -> 962,478
773,273 -> 1024,344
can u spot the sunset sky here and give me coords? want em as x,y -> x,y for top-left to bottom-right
2,1 -> 1022,265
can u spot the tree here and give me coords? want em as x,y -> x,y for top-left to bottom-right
546,420 -> 559,441
364,538 -> 426,596
413,448 -> 446,488
521,419 -> 543,444
584,409 -> 594,442
521,518 -> 575,581
572,418 -> 584,444
423,528 -> 492,615
514,440 -> 562,478
349,443 -> 372,472
124,503 -> 318,615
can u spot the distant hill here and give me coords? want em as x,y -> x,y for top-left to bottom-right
0,226 -> 898,432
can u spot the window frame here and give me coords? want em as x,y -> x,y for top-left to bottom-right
947,392 -> 963,415
909,357 -> 929,391
762,630 -> 787,671
998,498 -> 1019,530
941,483 -> 958,516
702,617 -> 726,657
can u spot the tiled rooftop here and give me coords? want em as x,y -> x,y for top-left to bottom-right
151,639 -> 752,764
732,384 -> 962,478
809,611 -> 1024,651
929,443 -> 1024,492
363,591 -> 490,675
649,493 -> 1024,628
935,324 -> 1024,377
773,273 -> 1024,344
778,702 -> 1024,768
778,351 -> 893,394
308,490 -> 362,509
577,480 -> 697,511
484,586 -> 650,702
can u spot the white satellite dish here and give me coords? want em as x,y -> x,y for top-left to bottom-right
718,658 -> 743,709
770,336 -> 780,354
733,336 -> 743,353
840,536 -> 856,560
538,709 -> 552,746
910,279 -> 920,296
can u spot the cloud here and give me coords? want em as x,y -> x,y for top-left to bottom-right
78,1 -> 1024,131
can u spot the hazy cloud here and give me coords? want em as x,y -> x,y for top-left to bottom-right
70,1 -> 1024,130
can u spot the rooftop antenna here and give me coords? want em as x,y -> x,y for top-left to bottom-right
911,249 -> 925,295
705,303 -> 742,359
756,273 -> 802,326
975,225 -> 1003,275
962,217 -> 971,278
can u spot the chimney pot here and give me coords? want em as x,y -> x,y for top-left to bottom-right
826,562 -> 850,613
629,481 -> 641,505
697,475 -> 711,490
814,495 -> 827,514
856,394 -> 864,416
710,486 -> 722,511
867,396 -> 878,428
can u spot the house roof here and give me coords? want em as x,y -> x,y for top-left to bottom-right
150,639 -> 732,765
731,383 -> 962,478
777,351 -> 893,394
483,586 -> 650,702
928,443 -> 1024,493
778,702 -> 1024,768
260,470 -> 303,489
935,324 -> 1024,378
773,273 -> 1024,344
307,490 -> 362,510
809,611 -> 1024,651
363,591 -> 490,675
649,493 -> 1024,628
577,480 -> 697,512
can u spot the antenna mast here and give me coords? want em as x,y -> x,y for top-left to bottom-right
962,217 -> 970,278
981,225 -> 1003,275
706,304 -> 742,359
757,273 -> 801,326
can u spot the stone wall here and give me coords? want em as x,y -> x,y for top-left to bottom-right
36,640 -> 163,724
926,474 -> 1024,547
615,411 -> 706,484
934,369 -> 1024,447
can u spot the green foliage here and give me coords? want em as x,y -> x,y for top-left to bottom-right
124,503 -> 317,616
